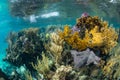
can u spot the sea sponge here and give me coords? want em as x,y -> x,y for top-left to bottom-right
71,48 -> 100,68
59,16 -> 118,54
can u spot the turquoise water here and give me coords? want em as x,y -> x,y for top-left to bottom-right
0,0 -> 120,77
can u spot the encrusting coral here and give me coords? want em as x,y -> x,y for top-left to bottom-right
59,16 -> 118,54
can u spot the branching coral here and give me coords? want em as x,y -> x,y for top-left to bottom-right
52,65 -> 72,80
45,32 -> 64,66
50,32 -> 64,45
59,16 -> 118,54
32,53 -> 50,78
102,57 -> 116,78
24,70 -> 33,80
102,44 -> 120,79
102,56 -> 120,79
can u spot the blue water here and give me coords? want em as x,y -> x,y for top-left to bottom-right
0,0 -> 120,76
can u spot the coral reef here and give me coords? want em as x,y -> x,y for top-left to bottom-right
59,16 -> 118,54
4,16 -> 119,80
5,28 -> 45,68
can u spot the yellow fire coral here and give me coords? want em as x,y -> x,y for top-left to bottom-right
59,16 -> 118,54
